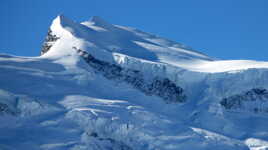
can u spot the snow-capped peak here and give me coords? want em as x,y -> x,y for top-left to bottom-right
41,15 -> 268,73
42,15 -> 214,68
50,14 -> 81,38
54,14 -> 73,26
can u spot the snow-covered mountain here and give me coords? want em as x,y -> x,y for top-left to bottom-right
1,15 -> 268,150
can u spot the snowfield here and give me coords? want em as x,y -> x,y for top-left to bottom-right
1,15 -> 268,150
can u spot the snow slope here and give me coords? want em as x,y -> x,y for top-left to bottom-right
1,15 -> 268,150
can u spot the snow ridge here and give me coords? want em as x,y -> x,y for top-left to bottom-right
75,47 -> 186,103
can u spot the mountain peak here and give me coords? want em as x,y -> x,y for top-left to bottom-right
53,14 -> 76,28
56,14 -> 68,21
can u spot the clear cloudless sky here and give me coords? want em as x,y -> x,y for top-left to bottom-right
1,0 -> 268,60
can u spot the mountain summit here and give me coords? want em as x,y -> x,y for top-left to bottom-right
42,15 -> 213,65
41,15 -> 268,73
1,15 -> 268,150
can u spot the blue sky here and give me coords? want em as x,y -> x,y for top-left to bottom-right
1,0 -> 268,60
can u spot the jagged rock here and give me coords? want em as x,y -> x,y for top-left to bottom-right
220,88 -> 268,113
41,29 -> 60,55
0,103 -> 17,115
86,131 -> 132,150
74,47 -> 186,103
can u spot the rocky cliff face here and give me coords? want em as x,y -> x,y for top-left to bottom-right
0,102 -> 17,115
41,29 -> 60,55
220,88 -> 268,113
75,47 -> 186,103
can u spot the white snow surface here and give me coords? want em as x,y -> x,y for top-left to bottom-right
1,15 -> 268,150
43,15 -> 268,73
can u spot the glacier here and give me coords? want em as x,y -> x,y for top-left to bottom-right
1,15 -> 268,150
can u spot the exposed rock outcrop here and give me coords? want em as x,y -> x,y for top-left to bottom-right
41,29 -> 60,55
74,47 -> 186,103
85,131 -> 133,150
0,102 -> 17,115
220,88 -> 268,113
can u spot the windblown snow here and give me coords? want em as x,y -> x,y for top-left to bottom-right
1,15 -> 268,150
